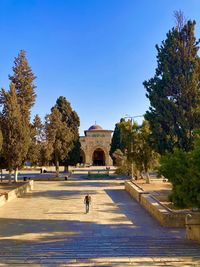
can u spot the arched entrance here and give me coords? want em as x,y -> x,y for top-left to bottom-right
92,148 -> 105,166
80,150 -> 86,164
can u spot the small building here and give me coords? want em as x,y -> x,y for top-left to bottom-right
80,124 -> 113,166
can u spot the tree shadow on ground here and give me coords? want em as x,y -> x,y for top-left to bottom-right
105,189 -> 188,238
58,181 -> 122,188
0,181 -> 199,265
0,217 -> 199,265
23,189 -> 98,200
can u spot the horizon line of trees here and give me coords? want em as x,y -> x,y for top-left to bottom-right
0,50 -> 80,182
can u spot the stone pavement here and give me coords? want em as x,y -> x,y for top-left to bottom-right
0,178 -> 199,266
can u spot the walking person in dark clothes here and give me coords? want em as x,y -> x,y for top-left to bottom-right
84,194 -> 91,213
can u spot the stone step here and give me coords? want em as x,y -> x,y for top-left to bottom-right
0,257 -> 200,267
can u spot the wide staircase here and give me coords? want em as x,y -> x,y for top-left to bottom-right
0,234 -> 200,265
0,180 -> 199,266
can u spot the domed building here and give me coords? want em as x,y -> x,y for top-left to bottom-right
80,124 -> 113,166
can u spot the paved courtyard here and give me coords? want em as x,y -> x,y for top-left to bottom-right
0,178 -> 199,266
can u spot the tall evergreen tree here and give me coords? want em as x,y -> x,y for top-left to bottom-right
8,50 -> 37,167
0,83 -> 27,182
65,139 -> 81,166
144,19 -> 200,154
27,115 -> 44,166
55,96 -> 80,167
45,106 -> 73,177
9,50 -> 36,120
110,118 -> 126,164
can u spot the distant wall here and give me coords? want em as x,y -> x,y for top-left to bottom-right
21,166 -> 65,172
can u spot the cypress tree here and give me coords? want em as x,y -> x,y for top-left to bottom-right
55,96 -> 80,167
8,50 -> 37,170
9,50 -> 36,120
0,83 -> 27,182
45,107 -> 73,177
27,114 -> 44,166
110,118 -> 126,164
144,20 -> 200,154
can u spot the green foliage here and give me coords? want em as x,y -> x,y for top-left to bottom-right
0,130 -> 3,152
0,50 -> 37,180
110,118 -> 126,164
113,119 -> 159,181
45,107 -> 73,176
144,20 -> 200,154
45,96 -> 80,175
112,149 -> 125,166
54,96 -> 80,166
115,160 -> 131,176
65,139 -> 81,166
0,83 -> 28,173
27,115 -> 45,166
159,141 -> 200,208
9,50 -> 36,121
136,121 -> 160,173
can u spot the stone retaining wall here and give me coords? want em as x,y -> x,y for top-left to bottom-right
0,180 -> 33,207
186,213 -> 200,243
125,180 -> 187,227
125,181 -> 144,202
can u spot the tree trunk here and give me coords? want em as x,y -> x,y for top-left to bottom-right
145,171 -> 150,184
14,168 -> 18,182
140,171 -> 145,179
1,169 -> 2,182
55,157 -> 59,177
8,170 -> 12,184
133,170 -> 140,180
64,165 -> 69,172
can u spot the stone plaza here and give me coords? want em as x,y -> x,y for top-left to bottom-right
0,176 -> 199,266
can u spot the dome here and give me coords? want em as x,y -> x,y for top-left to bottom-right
88,124 -> 103,131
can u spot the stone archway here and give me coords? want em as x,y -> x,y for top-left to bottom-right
92,148 -> 105,166
80,149 -> 86,164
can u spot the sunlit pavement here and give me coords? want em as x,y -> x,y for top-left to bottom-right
0,178 -> 199,266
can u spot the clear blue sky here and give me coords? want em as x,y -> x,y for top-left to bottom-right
0,0 -> 200,135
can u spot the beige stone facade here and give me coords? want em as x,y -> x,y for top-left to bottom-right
80,124 -> 113,166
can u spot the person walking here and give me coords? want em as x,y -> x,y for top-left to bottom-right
84,194 -> 91,213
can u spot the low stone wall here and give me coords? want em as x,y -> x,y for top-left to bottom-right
0,180 -> 33,207
140,193 -> 186,227
125,181 -> 144,202
186,213 -> 200,243
125,180 -> 187,227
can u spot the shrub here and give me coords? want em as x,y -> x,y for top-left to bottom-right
159,146 -> 200,208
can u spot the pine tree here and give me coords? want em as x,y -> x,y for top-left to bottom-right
144,19 -> 200,154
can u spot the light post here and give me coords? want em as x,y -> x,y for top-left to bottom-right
124,115 -> 144,180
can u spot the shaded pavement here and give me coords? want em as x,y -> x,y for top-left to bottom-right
0,179 -> 199,266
